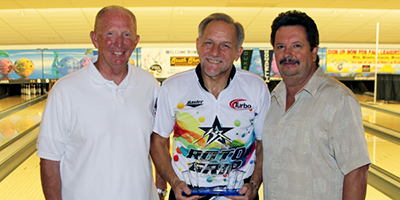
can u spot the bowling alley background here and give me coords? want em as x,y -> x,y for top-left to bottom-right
1,47 -> 399,84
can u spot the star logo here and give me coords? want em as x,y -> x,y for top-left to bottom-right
198,116 -> 233,148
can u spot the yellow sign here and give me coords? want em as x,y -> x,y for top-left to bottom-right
327,49 -> 400,74
170,57 -> 199,67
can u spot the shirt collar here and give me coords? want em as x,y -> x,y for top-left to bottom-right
195,64 -> 236,92
302,67 -> 324,97
88,55 -> 137,87
271,67 -> 324,98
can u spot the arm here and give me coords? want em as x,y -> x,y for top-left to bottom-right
40,158 -> 62,200
342,164 -> 369,200
150,132 -> 199,200
233,140 -> 262,200
155,138 -> 169,200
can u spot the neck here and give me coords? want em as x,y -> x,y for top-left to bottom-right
94,61 -> 128,86
202,72 -> 230,99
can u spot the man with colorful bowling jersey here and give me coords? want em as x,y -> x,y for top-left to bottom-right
150,13 -> 270,200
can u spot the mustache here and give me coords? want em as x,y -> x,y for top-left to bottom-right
279,58 -> 300,65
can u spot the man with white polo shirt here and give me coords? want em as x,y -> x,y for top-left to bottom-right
37,5 -> 159,200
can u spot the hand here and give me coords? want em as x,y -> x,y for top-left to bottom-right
225,183 -> 258,200
171,180 -> 202,200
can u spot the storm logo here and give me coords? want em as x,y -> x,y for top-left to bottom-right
198,116 -> 233,148
229,99 -> 252,110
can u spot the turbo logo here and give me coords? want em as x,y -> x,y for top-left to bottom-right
229,99 -> 252,110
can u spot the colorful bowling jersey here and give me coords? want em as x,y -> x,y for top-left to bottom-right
153,65 -> 270,187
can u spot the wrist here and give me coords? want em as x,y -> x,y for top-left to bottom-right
157,188 -> 168,197
249,182 -> 258,191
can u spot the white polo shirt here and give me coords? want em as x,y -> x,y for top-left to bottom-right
37,56 -> 159,200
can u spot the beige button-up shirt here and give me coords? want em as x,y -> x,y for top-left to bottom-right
262,67 -> 370,200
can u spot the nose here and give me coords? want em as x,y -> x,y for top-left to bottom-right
114,35 -> 123,47
283,46 -> 293,58
210,44 -> 220,57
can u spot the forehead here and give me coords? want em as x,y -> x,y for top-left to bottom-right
275,25 -> 308,43
202,20 -> 237,41
98,11 -> 135,30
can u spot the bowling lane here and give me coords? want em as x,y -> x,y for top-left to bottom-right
365,132 -> 400,178
356,94 -> 400,178
362,106 -> 400,132
0,95 -> 30,111
0,98 -> 46,146
0,149 -> 44,200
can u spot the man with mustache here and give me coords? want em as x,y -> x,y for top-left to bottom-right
262,10 -> 371,199
150,13 -> 270,200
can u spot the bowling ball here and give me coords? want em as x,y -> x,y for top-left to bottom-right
59,56 -> 79,76
79,57 -> 90,69
0,59 -> 14,75
14,58 -> 35,77
16,117 -> 35,133
0,118 -> 16,137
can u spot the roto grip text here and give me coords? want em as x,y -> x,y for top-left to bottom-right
186,147 -> 246,175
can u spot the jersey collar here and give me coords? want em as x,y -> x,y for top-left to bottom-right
195,64 -> 236,92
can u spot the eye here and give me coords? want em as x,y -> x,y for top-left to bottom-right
294,44 -> 302,48
123,32 -> 133,37
276,45 -> 284,50
223,44 -> 231,49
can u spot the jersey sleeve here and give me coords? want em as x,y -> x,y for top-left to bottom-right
253,82 -> 271,141
152,84 -> 176,138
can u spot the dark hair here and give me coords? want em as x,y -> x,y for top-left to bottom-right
198,13 -> 244,50
94,5 -> 136,33
270,10 -> 320,66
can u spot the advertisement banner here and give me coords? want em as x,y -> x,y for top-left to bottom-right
0,49 -> 43,82
43,49 -> 94,79
327,49 -> 400,79
141,48 -> 198,78
240,48 -> 268,80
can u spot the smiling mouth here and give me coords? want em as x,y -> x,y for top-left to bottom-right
111,51 -> 124,55
207,58 -> 222,64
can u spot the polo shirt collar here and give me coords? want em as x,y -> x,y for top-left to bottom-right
88,55 -> 137,87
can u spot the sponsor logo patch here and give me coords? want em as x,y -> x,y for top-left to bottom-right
186,100 -> 204,107
229,99 -> 252,110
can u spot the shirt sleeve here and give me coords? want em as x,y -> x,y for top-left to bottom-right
36,86 -> 69,161
330,93 -> 371,175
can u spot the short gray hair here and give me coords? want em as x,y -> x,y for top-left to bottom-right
198,13 -> 244,49
94,5 -> 137,32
